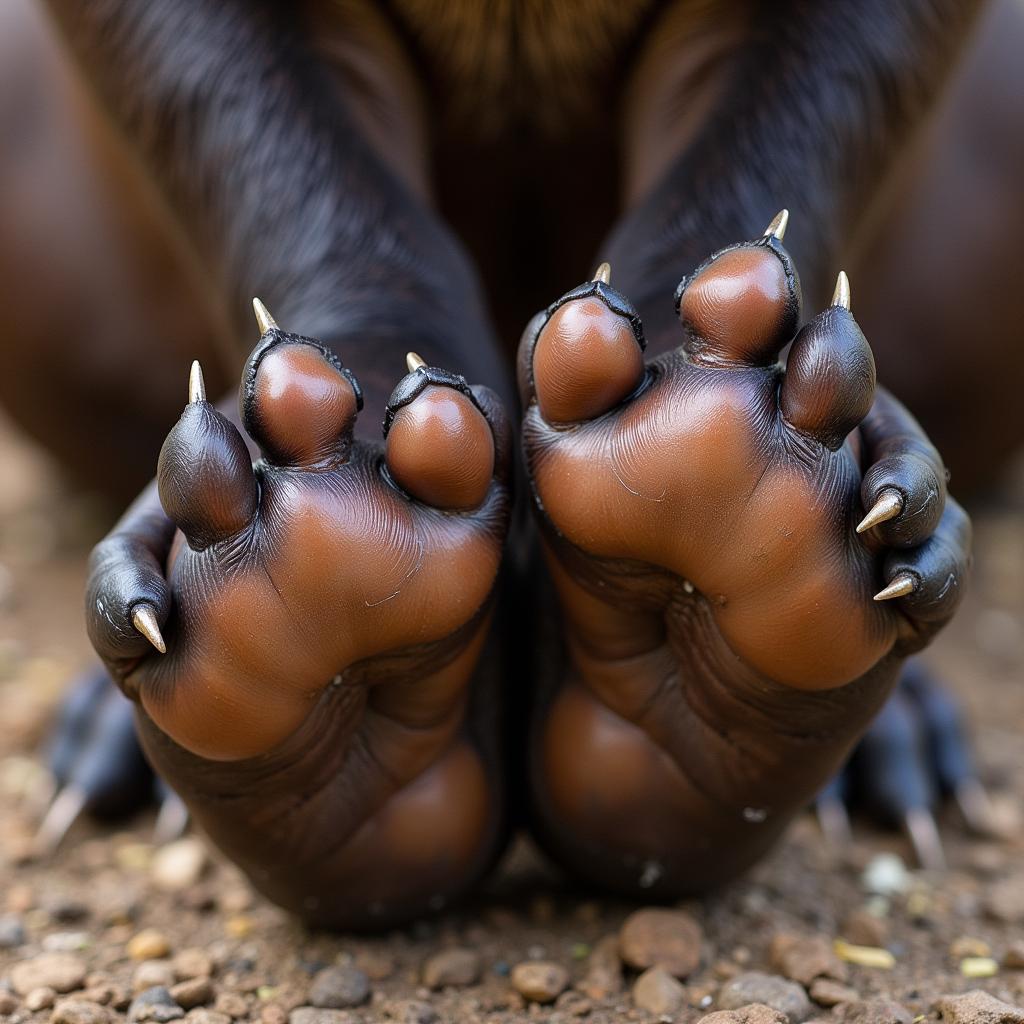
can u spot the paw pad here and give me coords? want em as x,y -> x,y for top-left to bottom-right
530,273 -> 646,424
242,333 -> 362,468
384,361 -> 495,510
675,238 -> 800,366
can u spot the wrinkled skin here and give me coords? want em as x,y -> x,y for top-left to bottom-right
2,0 -> 1020,926
520,237 -> 968,892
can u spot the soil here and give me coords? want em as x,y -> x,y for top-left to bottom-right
1,410 -> 1023,1023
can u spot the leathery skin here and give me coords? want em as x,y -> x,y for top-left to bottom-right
520,234 -> 970,895
88,326 -> 512,927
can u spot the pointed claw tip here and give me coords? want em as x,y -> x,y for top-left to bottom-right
132,603 -> 166,654
188,360 -> 206,404
252,296 -> 278,336
34,786 -> 88,856
152,791 -> 191,845
592,261 -> 612,285
904,807 -> 946,871
816,797 -> 853,848
832,270 -> 852,311
857,488 -> 904,533
764,208 -> 789,241
874,572 -> 917,602
406,351 -> 426,373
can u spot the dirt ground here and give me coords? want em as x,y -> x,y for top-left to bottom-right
1,410 -> 1023,1024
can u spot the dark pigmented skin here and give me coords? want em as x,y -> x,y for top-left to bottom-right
13,0 -> 1016,925
92,328 -> 510,926
387,386 -> 495,510
520,236 -> 970,895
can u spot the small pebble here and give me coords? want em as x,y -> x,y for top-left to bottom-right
50,999 -> 113,1024
808,978 -> 860,1007
861,854 -> 909,896
152,839 -> 207,892
128,931 -> 172,962
27,987 -> 58,1011
172,950 -> 214,982
510,961 -> 568,1004
833,939 -> 896,970
556,991 -> 593,1018
80,986 -> 115,1007
960,957 -> 999,979
717,972 -> 813,1023
769,933 -> 847,986
421,948 -> 481,990
133,962 -> 177,994
0,913 -> 27,948
169,978 -> 213,1009
631,966 -> 686,1016
224,916 -> 255,939
619,907 -> 703,978
935,990 -> 1024,1024
128,987 -> 185,1023
579,934 -> 622,1000
11,953 -> 88,995
308,966 -> 370,1009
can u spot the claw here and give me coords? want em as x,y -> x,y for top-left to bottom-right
903,807 -> 946,871
857,488 -> 904,534
873,573 -> 917,602
831,270 -> 851,311
132,603 -> 166,654
252,296 -> 278,336
763,209 -> 789,241
153,790 -> 190,845
955,778 -> 999,836
34,785 -> 88,855
188,360 -> 206,405
592,262 -> 612,285
406,352 -> 426,373
816,795 -> 853,848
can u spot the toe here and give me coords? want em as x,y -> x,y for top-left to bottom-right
241,307 -> 362,468
779,276 -> 876,450
857,388 -> 947,548
526,271 -> 645,424
158,361 -> 258,550
384,361 -> 497,510
675,217 -> 801,366
86,485 -> 175,671
877,496 -> 971,634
